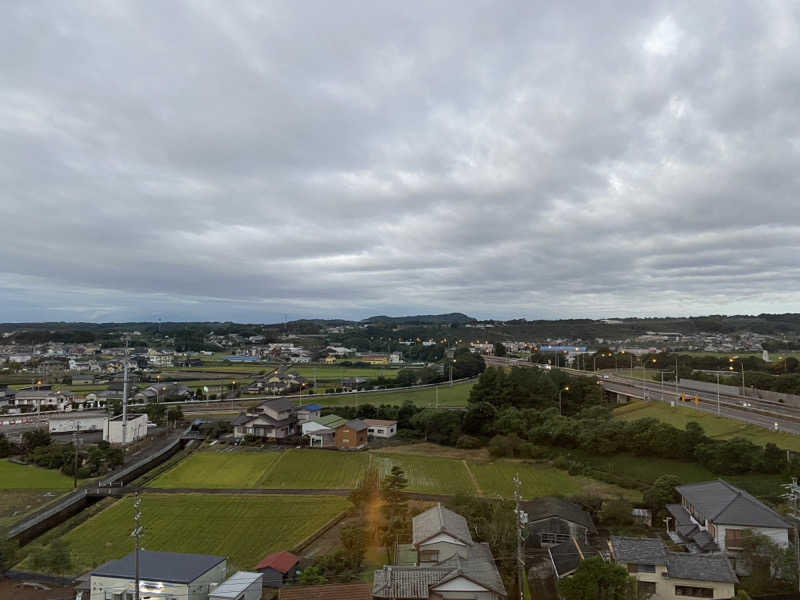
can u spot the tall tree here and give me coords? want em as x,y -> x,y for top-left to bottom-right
559,557 -> 636,600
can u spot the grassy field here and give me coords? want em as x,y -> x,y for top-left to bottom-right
288,366 -> 401,380
615,401 -> 800,452
19,494 -> 351,576
0,460 -> 77,490
372,453 -> 474,496
0,490 -> 67,527
260,450 -> 368,489
467,461 -> 640,501
316,381 -> 472,408
149,450 -> 282,489
570,451 -> 715,485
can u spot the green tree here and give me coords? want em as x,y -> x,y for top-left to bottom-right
643,474 -> 681,515
762,443 -> 787,473
0,433 -> 12,458
493,342 -> 507,357
340,523 -> 367,570
22,429 -> 51,453
146,402 -> 166,426
298,566 -> 328,585
599,498 -> 633,526
381,467 -> 410,563
167,406 -> 184,429
559,556 -> 636,600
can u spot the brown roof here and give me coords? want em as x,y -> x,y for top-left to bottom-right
363,419 -> 397,426
255,550 -> 299,573
280,583 -> 371,600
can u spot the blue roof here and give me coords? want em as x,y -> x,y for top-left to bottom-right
92,550 -> 225,584
300,403 -> 323,411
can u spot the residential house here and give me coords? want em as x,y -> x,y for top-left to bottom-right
609,536 -> 738,600
134,382 -> 191,404
233,398 -> 298,441
323,355 -> 337,364
364,419 -> 398,438
522,497 -> 597,547
255,551 -> 300,588
302,414 -> 347,447
341,377 -> 368,391
668,480 -> 790,563
297,403 -> 323,423
209,571 -> 263,600
360,354 -> 389,365
13,389 -> 73,412
281,583 -> 371,600
372,504 -> 507,599
88,550 -> 227,600
335,419 -> 368,450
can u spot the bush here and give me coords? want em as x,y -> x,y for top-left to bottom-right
553,455 -> 571,471
599,498 -> 634,526
456,435 -> 483,449
518,443 -> 550,459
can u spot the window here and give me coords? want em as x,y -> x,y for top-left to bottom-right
638,581 -> 656,598
419,550 -> 439,562
675,585 -> 713,597
377,429 -> 385,434
725,528 -> 746,549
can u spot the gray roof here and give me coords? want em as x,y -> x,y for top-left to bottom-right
412,503 -> 473,546
677,480 -> 789,529
232,414 -> 255,426
522,497 -> 597,533
666,552 -> 738,584
548,538 -> 599,578
435,543 -> 506,595
372,566 -> 452,599
609,536 -> 666,565
91,550 -> 225,584
260,397 -> 297,413
344,419 -> 368,432
209,571 -> 262,599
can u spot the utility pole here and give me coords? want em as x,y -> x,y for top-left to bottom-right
781,478 -> 800,593
131,493 -> 143,600
72,421 -> 80,488
122,339 -> 129,448
514,474 -> 525,600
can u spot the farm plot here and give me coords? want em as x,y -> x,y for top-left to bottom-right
19,494 -> 351,577
257,449 -> 369,489
149,450 -> 282,489
469,461 -> 640,501
372,453 -> 475,496
0,459 -> 77,490
318,381 -> 473,408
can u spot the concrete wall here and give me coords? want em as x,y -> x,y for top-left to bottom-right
104,414 -> 147,444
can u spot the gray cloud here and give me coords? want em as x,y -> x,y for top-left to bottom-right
1,1 -> 799,322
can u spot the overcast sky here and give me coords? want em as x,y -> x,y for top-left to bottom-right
1,1 -> 799,323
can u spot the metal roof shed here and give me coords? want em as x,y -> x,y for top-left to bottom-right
210,571 -> 263,600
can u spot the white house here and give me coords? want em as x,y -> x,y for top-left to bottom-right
372,504 -> 507,599
104,413 -> 148,444
668,480 -> 790,567
89,550 -> 227,600
609,536 -> 738,600
363,419 -> 397,439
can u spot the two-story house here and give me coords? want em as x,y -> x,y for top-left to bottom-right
372,504 -> 507,600
233,398 -> 298,441
667,480 -> 790,565
609,536 -> 738,600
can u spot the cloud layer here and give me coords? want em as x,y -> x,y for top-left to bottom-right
2,1 -> 799,322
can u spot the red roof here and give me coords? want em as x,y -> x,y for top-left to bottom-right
255,551 -> 300,574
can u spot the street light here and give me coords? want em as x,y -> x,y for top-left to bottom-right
449,359 -> 456,386
729,357 -> 746,396
558,386 -> 570,416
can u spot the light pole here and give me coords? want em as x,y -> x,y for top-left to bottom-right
449,359 -> 456,386
729,357 -> 745,396
558,386 -> 569,415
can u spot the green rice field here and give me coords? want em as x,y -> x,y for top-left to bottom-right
18,494 -> 351,576
372,453 -> 474,496
0,459 -> 77,490
149,449 -> 282,489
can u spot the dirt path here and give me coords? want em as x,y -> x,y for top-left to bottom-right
462,460 -> 483,496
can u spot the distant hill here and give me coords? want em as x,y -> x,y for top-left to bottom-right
360,313 -> 477,326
